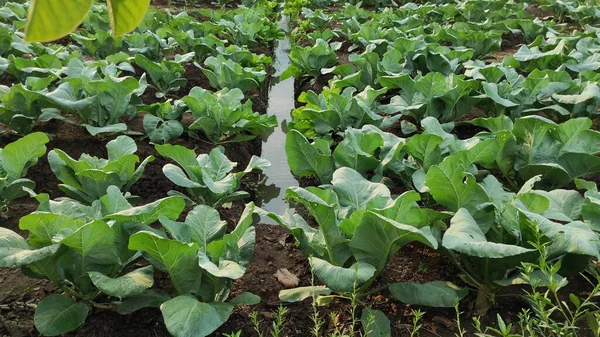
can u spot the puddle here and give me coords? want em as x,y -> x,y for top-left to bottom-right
255,16 -> 298,223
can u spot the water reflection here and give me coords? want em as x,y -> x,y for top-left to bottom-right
254,16 -> 298,223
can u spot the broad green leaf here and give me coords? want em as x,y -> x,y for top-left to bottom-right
286,187 -> 349,265
228,292 -> 260,305
143,114 -> 183,144
107,0 -> 151,37
160,296 -> 233,337
60,220 -> 120,291
129,231 -> 201,295
443,209 -> 534,258
389,281 -> 468,307
89,265 -> 154,298
34,294 -> 89,336
361,309 -> 390,337
197,252 -> 245,279
19,213 -> 83,249
332,167 -> 391,211
25,0 -> 93,42
0,227 -> 59,267
85,123 -> 128,136
117,289 -> 171,315
405,134 -> 443,169
1,132 -> 49,180
285,129 -> 334,183
349,212 -> 437,275
105,196 -> 185,225
106,136 -> 137,161
310,257 -> 376,292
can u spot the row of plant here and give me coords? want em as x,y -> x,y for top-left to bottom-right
0,2 -> 280,142
283,0 -> 600,129
0,131 -> 275,336
0,1 -> 285,336
252,0 -> 600,335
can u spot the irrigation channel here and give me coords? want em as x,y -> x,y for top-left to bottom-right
256,16 -> 298,223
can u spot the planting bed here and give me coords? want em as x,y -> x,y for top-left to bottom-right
0,0 -> 600,336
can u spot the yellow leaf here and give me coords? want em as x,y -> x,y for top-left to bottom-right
25,0 -> 93,42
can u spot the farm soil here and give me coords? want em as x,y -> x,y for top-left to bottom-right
0,6 -> 598,337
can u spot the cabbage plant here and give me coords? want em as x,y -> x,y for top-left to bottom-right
183,87 -> 277,143
0,132 -> 49,212
48,136 -> 154,204
156,145 -> 270,207
262,167 -> 446,300
0,186 -> 185,336
128,202 -> 260,337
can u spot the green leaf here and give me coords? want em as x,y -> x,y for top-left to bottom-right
105,196 -> 185,225
361,309 -> 390,337
1,132 -> 49,180
0,227 -> 59,267
25,0 -> 93,42
60,220 -> 120,291
129,231 -> 201,295
310,257 -> 376,293
443,209 -> 534,258
117,289 -> 171,315
107,0 -> 151,37
285,130 -> 334,183
389,281 -> 468,307
197,252 -> 245,279
160,296 -> 233,337
85,123 -> 128,136
349,212 -> 437,275
279,286 -> 332,302
34,294 -> 89,336
19,213 -> 83,249
106,136 -> 137,161
89,265 -> 154,298
228,292 -> 260,305
332,167 -> 391,211
143,114 -> 183,144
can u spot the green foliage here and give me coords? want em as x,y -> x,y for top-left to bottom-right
183,87 -> 277,143
262,167 -> 445,298
0,83 -> 57,135
48,136 -> 154,204
285,125 -> 405,184
139,100 -> 185,145
0,132 -> 49,211
281,39 -> 337,80
47,70 -> 147,135
25,0 -> 150,42
0,186 -> 185,336
129,202 -> 260,337
134,54 -> 190,98
156,145 -> 270,207
199,55 -> 267,93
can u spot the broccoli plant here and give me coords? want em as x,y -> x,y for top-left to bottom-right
0,186 -> 185,336
139,100 -> 185,145
128,202 -> 261,337
156,145 -> 270,207
183,87 -> 277,143
48,136 -> 154,204
0,132 -> 49,213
